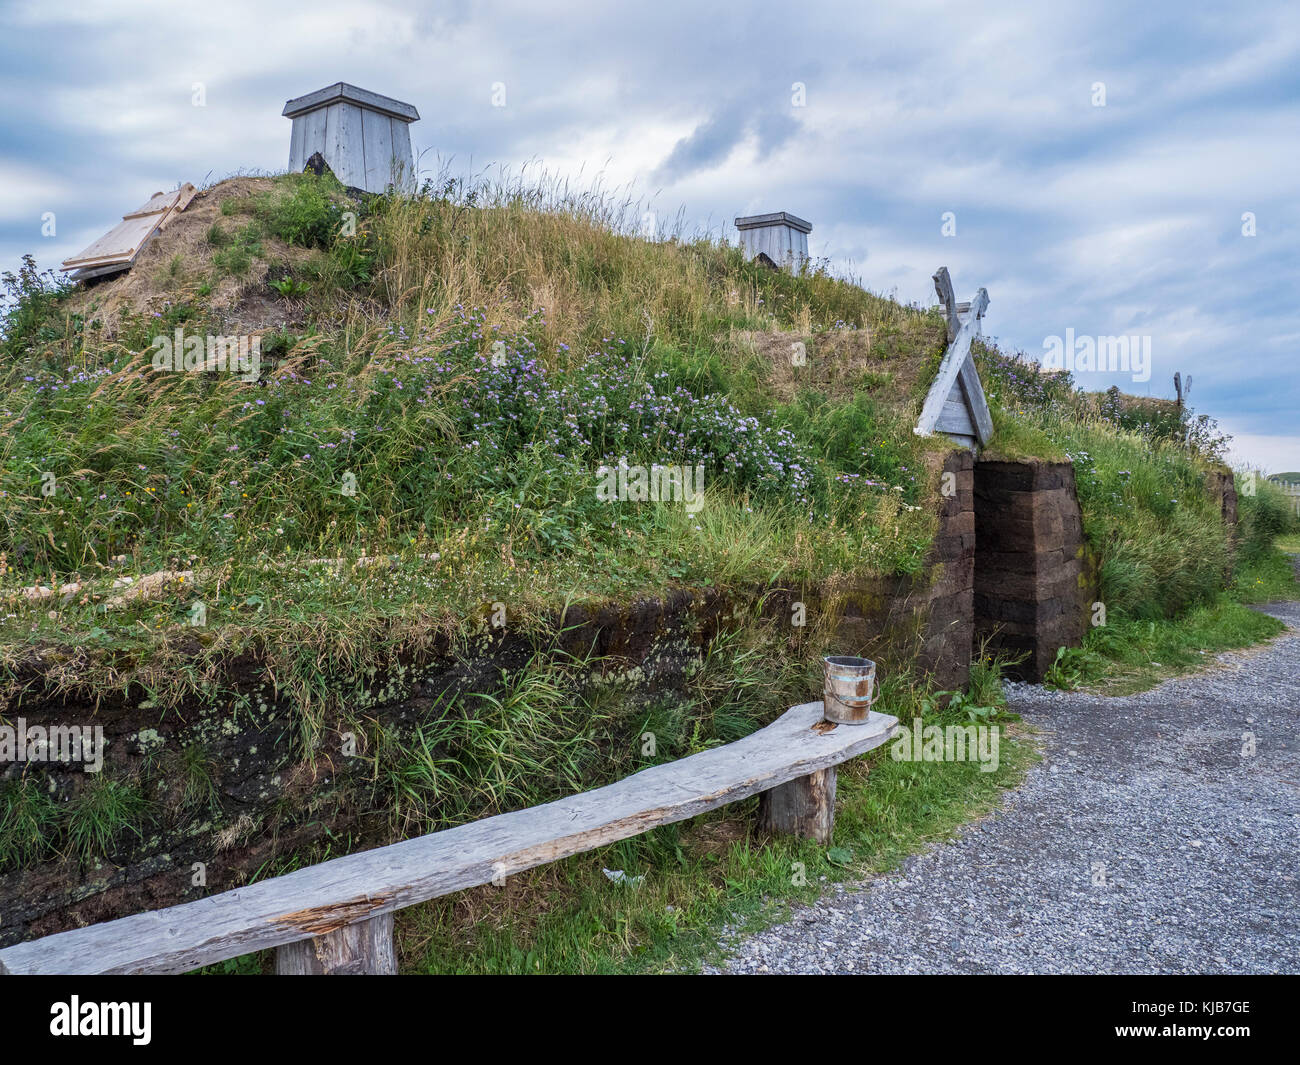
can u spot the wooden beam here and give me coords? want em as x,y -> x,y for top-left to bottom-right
957,353 -> 995,446
758,767 -> 837,843
915,286 -> 989,441
933,266 -> 959,342
0,703 -> 897,975
274,913 -> 396,975
936,389 -> 977,437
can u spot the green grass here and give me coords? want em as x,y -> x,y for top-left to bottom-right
1235,548 -> 1300,603
0,169 -> 1243,721
1041,543 -> 1297,696
0,170 -> 944,730
1277,534 -> 1300,554
1043,598 -> 1284,695
0,777 -> 61,868
64,777 -> 151,866
1038,484 -> 1298,696
0,772 -> 154,870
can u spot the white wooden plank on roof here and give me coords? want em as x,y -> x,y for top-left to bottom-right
156,184 -> 197,230
301,108 -> 328,169
325,102 -> 366,187
123,190 -> 178,218
62,215 -> 167,269
283,82 -> 419,123
288,115 -> 307,173
362,106 -> 394,192
390,115 -> 414,189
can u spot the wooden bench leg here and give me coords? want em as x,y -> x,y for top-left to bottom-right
274,912 -> 397,975
757,766 -> 836,843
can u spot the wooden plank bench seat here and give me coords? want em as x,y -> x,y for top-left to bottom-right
0,701 -> 897,975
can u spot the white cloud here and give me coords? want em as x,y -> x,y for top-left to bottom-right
0,0 -> 1295,456
1223,428 -> 1300,474
0,164 -> 73,223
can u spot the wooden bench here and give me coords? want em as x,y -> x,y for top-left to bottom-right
0,701 -> 897,975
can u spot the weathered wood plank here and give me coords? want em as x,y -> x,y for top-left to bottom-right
156,185 -> 198,232
362,107 -> 394,193
932,266 -> 960,342
915,279 -> 990,443
274,913 -> 396,975
734,213 -> 811,268
300,107 -> 328,172
390,116 -> 415,190
936,389 -> 976,436
122,189 -> 181,219
60,215 -> 167,269
957,355 -> 994,445
0,703 -> 896,975
914,299 -> 985,438
283,82 -> 419,123
757,767 -> 836,842
324,103 -> 366,188
940,432 -> 979,451
62,185 -> 197,270
288,115 -> 307,173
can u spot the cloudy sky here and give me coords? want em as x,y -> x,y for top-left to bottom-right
2,0 -> 1296,470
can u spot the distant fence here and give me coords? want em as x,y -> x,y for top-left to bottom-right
1279,482 -> 1300,518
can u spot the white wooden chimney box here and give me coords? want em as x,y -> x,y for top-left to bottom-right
283,83 -> 419,194
734,211 -> 812,270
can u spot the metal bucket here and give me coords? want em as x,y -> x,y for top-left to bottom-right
822,655 -> 876,724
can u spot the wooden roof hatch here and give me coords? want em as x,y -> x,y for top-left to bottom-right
60,184 -> 198,281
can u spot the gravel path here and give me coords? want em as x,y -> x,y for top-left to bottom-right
709,598 -> 1300,974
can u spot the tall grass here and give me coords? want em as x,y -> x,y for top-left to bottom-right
0,171 -> 945,716
1238,476 -> 1297,559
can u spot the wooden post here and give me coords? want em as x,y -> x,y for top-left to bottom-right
274,913 -> 397,975
757,767 -> 837,843
933,266 -> 960,342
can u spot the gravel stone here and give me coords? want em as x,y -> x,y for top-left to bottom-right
707,600 -> 1300,974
